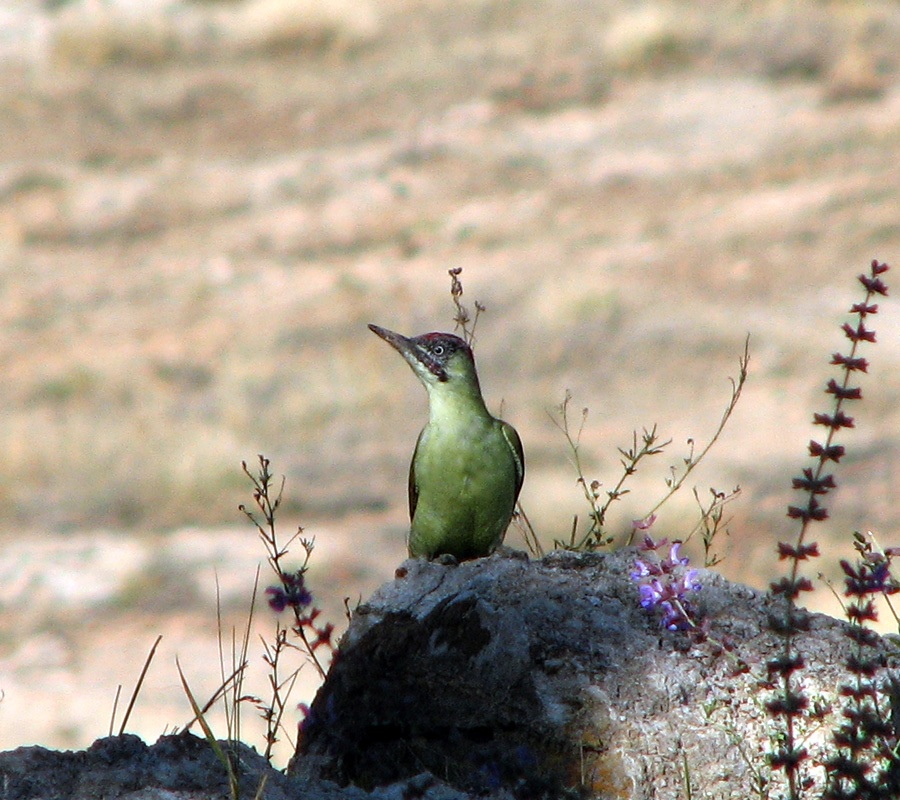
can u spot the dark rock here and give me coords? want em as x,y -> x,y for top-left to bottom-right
0,733 -> 305,800
293,548 -> 898,799
0,732 -> 481,800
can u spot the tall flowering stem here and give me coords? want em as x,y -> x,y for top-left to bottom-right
240,456 -> 334,682
767,260 -> 890,799
239,455 -> 338,760
824,535 -> 900,799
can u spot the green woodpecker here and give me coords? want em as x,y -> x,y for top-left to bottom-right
369,324 -> 525,560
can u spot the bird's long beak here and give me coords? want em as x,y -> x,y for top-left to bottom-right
368,324 -> 412,354
368,324 -> 421,370
368,323 -> 446,382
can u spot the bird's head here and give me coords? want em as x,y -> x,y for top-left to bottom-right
368,324 -> 480,391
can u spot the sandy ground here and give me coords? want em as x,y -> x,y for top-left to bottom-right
0,0 -> 898,767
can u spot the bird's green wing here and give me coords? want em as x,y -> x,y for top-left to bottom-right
408,428 -> 425,522
501,421 -> 525,502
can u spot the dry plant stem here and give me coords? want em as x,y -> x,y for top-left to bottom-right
113,634 -> 162,737
252,774 -> 269,800
109,685 -> 122,738
240,459 -> 300,571
817,571 -> 849,617
681,751 -> 694,800
513,500 -> 544,557
556,339 -> 746,552
259,628 -> 301,759
608,426 -> 669,547
632,337 -> 750,545
686,486 -> 741,567
552,387 -> 669,550
448,267 -> 484,346
177,658 -> 240,800
549,394 -> 596,548
277,555 -> 330,681
181,662 -> 248,733
216,569 -> 257,747
292,619 -> 327,680
884,590 -> 900,632
714,717 -> 773,800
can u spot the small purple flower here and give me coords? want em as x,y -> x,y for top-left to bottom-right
639,579 -> 664,609
266,586 -> 289,613
659,601 -> 683,631
638,534 -> 668,552
669,542 -> 689,567
681,569 -> 702,593
632,514 -> 658,532
631,559 -> 652,580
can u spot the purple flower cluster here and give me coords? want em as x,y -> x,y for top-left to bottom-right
840,536 -> 900,625
631,533 -> 701,632
266,569 -> 313,613
266,568 -> 336,655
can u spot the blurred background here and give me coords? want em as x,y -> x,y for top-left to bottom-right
0,0 -> 898,768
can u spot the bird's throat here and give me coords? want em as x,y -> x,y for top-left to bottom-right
425,382 -> 491,428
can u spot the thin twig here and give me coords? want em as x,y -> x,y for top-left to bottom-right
118,634 -> 163,736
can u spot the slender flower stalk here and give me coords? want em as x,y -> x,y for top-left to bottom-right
767,260 -> 890,799
823,536 -> 900,799
239,455 -> 337,759
240,456 -> 335,681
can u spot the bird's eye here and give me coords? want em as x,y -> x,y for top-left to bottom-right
432,344 -> 445,356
